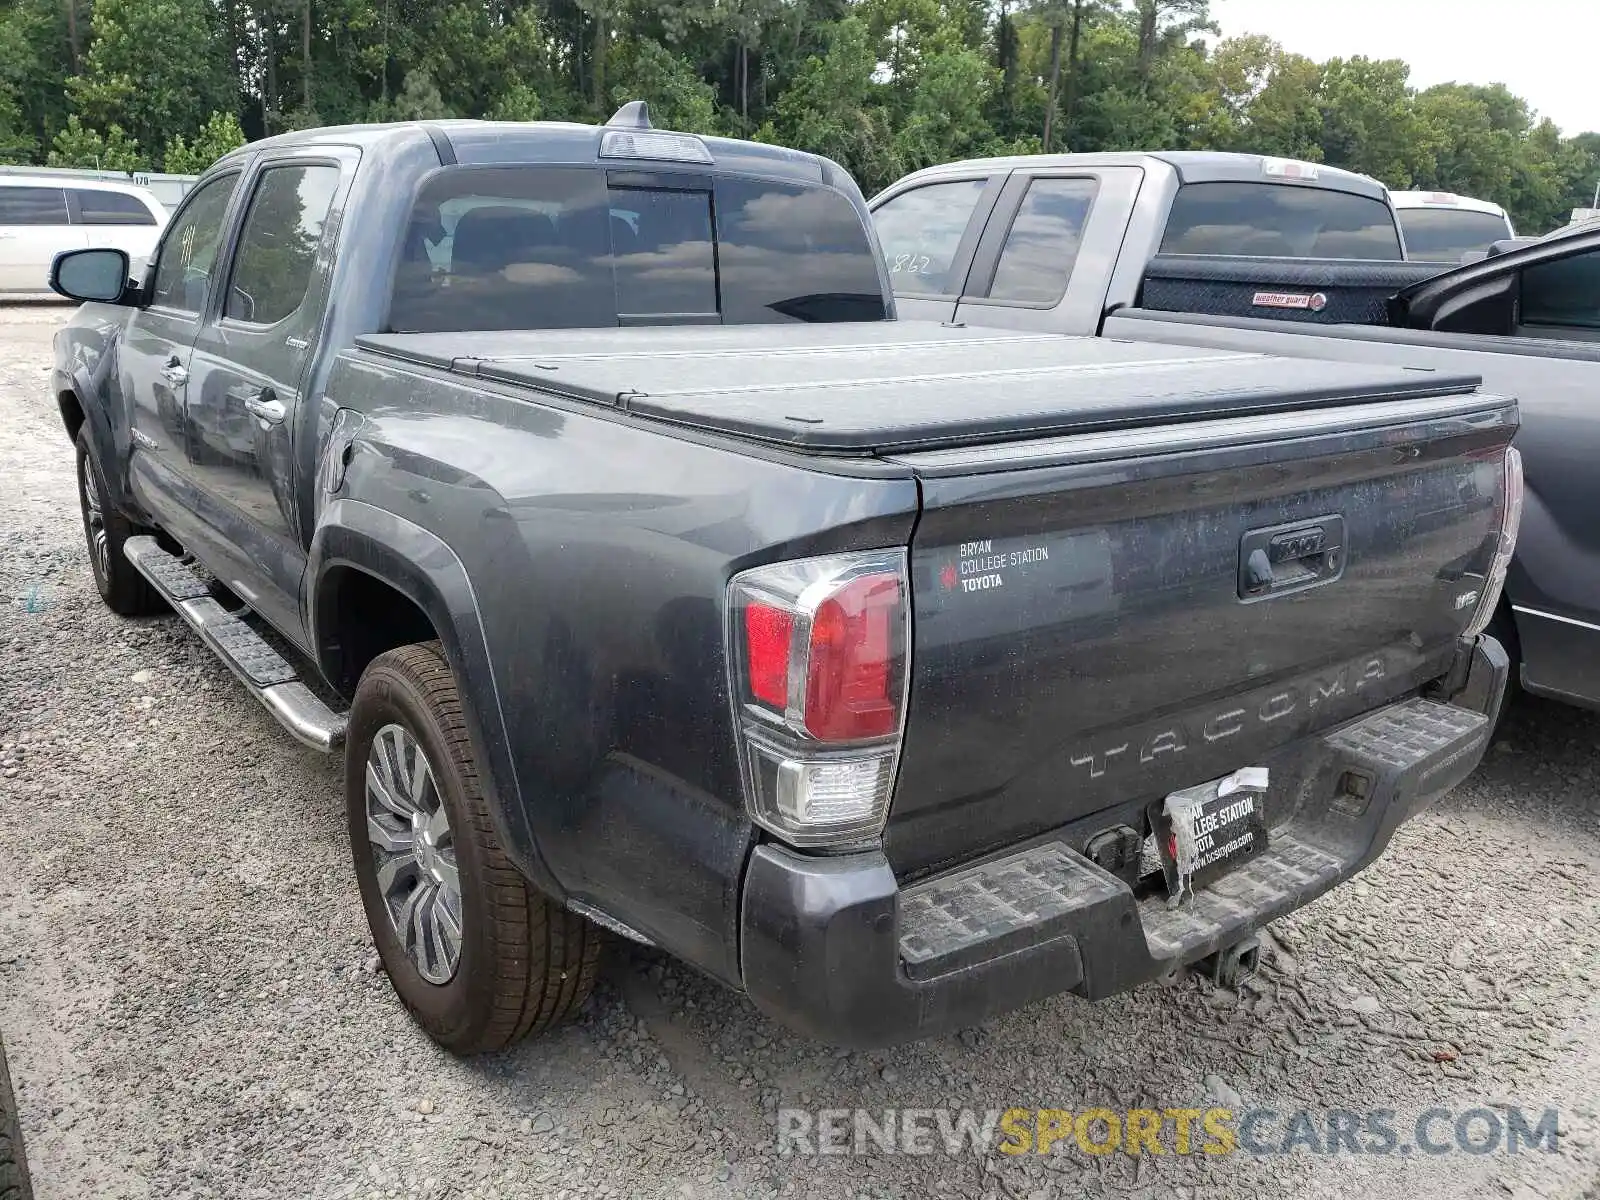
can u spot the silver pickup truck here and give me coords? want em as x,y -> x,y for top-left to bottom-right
872,153 -> 1597,714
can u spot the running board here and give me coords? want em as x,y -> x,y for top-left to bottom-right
123,536 -> 348,753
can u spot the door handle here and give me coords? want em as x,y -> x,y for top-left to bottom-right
161,363 -> 189,386
243,391 -> 286,423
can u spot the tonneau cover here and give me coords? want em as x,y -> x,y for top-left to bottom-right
355,323 -> 1482,454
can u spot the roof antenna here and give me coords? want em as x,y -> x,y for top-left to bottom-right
607,101 -> 652,130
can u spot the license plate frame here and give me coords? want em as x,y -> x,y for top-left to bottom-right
1156,767 -> 1270,900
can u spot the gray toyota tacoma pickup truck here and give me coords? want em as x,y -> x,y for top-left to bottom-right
51,115 -> 1516,1051
873,151 -> 1594,715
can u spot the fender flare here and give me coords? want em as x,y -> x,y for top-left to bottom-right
307,498 -> 561,898
57,367 -> 129,512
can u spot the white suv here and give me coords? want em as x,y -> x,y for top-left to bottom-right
0,175 -> 167,296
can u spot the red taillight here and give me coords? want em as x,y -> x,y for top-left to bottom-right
728,550 -> 909,847
744,603 -> 794,709
803,574 -> 900,740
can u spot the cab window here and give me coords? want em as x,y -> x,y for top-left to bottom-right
149,173 -> 240,313
871,179 -> 987,297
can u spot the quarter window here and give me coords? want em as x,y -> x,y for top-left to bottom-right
224,165 -> 340,325
871,179 -> 987,296
0,186 -> 69,225
985,177 -> 1100,304
150,173 -> 240,313
71,189 -> 158,226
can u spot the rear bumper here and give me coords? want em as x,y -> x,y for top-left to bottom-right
739,635 -> 1507,1047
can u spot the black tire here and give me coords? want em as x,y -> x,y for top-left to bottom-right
74,429 -> 164,616
345,641 -> 602,1054
0,1036 -> 34,1200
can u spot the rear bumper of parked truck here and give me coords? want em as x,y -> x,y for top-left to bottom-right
738,635 -> 1508,1048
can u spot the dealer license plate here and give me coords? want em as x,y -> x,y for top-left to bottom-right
1157,767 -> 1270,900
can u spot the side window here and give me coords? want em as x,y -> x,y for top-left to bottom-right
1521,250 -> 1600,331
72,189 -> 158,226
871,179 -> 987,296
224,164 -> 341,325
0,186 -> 69,225
150,174 -> 240,313
984,177 -> 1100,305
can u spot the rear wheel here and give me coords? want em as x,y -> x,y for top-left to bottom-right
346,642 -> 603,1053
75,429 -> 164,616
0,1035 -> 34,1200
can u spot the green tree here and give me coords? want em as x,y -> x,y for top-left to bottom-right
47,113 -> 145,170
1316,56 -> 1430,186
0,0 -> 78,162
66,0 -> 234,161
761,16 -> 900,192
610,39 -> 724,134
163,111 -> 248,174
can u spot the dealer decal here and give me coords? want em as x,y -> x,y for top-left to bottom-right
941,539 -> 1052,595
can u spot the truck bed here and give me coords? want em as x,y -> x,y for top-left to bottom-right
355,324 -> 1480,455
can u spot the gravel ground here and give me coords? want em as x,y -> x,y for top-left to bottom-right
2,304 -> 1598,1200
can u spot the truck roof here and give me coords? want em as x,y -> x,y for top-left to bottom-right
889,151 -> 1389,202
1390,190 -> 1509,218
215,118 -> 834,187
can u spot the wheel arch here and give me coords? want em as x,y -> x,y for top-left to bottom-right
308,499 -> 560,898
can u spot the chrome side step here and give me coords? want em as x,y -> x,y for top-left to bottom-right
123,536 -> 348,753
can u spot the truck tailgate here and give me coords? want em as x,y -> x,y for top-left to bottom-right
882,385 -> 1516,877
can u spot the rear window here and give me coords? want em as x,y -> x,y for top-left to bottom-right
71,188 -> 158,226
1398,208 -> 1513,263
0,185 -> 69,225
1161,182 -> 1403,260
387,166 -> 887,333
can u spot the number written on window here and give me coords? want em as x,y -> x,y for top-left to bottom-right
150,174 -> 240,313
871,179 -> 987,296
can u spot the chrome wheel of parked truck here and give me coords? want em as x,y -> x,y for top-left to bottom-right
365,723 -> 463,985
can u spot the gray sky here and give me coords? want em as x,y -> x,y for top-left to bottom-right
1211,0 -> 1598,136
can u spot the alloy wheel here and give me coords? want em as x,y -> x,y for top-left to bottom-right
365,723 -> 464,984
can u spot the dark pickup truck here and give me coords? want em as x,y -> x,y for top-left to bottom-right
51,113 -> 1516,1051
872,152 -> 1594,714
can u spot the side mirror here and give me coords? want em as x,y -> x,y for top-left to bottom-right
50,247 -> 133,304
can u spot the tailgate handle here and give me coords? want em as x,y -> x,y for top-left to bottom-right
1240,516 -> 1345,600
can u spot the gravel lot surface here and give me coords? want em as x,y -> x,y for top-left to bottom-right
2,305 -> 1598,1200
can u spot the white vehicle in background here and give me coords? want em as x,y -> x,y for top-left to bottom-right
1392,190 -> 1516,263
0,175 -> 166,296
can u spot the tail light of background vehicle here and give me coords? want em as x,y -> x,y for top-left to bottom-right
1463,446 -> 1524,638
727,549 -> 910,847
